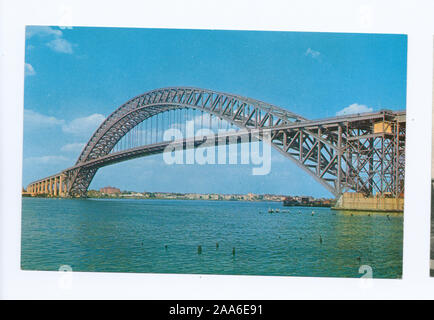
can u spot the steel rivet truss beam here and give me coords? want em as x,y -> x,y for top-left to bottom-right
26,87 -> 405,198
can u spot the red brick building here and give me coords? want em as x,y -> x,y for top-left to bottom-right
100,186 -> 121,194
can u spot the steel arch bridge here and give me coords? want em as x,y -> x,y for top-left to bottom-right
27,87 -> 406,198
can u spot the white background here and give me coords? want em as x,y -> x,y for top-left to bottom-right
0,0 -> 433,299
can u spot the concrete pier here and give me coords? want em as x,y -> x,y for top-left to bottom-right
332,192 -> 404,213
27,173 -> 67,198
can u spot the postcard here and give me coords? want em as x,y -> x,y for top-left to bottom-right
21,26 -> 407,279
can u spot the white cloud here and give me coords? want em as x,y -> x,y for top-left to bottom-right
47,38 -> 73,54
336,103 -> 373,116
25,155 -> 70,164
62,113 -> 105,136
305,48 -> 321,59
26,26 -> 75,54
61,142 -> 85,153
26,26 -> 63,39
24,109 -> 105,137
24,109 -> 64,129
24,63 -> 36,76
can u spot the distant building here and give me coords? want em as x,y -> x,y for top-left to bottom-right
283,196 -> 299,206
300,196 -> 311,204
247,193 -> 257,200
100,186 -> 121,194
283,195 -> 333,207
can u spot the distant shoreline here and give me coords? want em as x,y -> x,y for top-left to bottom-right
23,194 -> 335,207
23,189 -> 335,207
90,197 -> 281,202
92,195 -> 283,202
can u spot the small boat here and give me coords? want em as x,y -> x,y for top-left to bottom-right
275,209 -> 280,213
268,208 -> 274,213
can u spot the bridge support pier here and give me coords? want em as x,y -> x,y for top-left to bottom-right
59,175 -> 63,196
26,173 -> 68,198
337,125 -> 343,195
332,192 -> 403,212
54,177 -> 58,196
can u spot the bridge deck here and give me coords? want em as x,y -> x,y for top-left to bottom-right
26,93 -> 405,198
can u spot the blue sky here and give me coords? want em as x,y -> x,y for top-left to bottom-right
23,27 -> 407,197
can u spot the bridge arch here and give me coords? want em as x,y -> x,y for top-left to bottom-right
67,87 -> 308,196
77,87 -> 305,164
27,87 -> 405,199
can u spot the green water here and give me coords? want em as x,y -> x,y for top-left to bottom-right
21,198 -> 403,278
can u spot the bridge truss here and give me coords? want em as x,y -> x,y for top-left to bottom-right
26,87 -> 405,198
268,111 -> 405,197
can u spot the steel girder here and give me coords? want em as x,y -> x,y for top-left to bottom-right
267,111 -> 406,197
76,87 -> 305,164
66,87 -> 307,196
27,87 -> 406,198
67,131 -> 256,171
